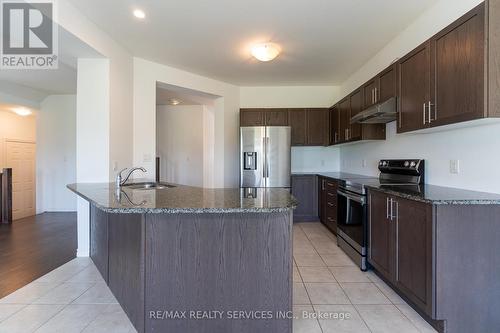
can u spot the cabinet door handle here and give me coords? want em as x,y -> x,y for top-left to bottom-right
386,197 -> 390,220
422,103 -> 427,125
428,101 -> 435,123
334,132 -> 338,143
390,198 -> 394,220
322,179 -> 325,191
372,89 -> 375,104
374,87 -> 378,103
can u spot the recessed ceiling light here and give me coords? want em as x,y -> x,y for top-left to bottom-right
11,107 -> 32,116
169,99 -> 181,105
251,43 -> 281,62
133,9 -> 146,19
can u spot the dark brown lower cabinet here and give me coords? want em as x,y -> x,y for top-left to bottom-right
368,189 -> 500,333
291,175 -> 318,222
394,197 -> 433,315
318,177 -> 338,235
368,191 -> 393,281
368,190 -> 433,316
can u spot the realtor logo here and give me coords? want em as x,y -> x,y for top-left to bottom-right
0,0 -> 58,69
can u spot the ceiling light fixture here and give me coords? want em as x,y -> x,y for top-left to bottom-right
169,99 -> 181,105
133,9 -> 146,19
251,42 -> 281,62
11,107 -> 32,116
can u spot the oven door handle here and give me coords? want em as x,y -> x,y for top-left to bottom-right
337,189 -> 365,205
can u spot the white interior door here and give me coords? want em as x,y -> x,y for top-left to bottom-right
6,140 -> 36,220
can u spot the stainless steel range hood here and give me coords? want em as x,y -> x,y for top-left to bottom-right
350,97 -> 397,124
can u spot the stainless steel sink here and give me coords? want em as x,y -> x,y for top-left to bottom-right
121,182 -> 176,190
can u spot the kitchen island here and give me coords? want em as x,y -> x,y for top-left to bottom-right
68,183 -> 297,333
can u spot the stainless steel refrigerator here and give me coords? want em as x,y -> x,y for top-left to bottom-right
240,126 -> 291,188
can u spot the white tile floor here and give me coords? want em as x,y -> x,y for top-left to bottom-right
293,223 -> 437,333
0,222 -> 438,333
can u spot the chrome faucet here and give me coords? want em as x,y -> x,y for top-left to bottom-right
116,167 -> 147,188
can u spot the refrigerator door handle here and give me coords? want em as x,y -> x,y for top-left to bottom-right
262,137 -> 267,178
264,137 -> 270,178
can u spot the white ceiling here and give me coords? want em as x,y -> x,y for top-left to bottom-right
69,0 -> 438,86
156,83 -> 219,106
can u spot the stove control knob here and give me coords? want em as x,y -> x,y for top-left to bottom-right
410,161 -> 416,168
382,161 -> 388,166
404,161 -> 410,167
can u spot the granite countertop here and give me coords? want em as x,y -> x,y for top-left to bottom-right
293,171 -> 500,205
292,172 -> 375,180
365,183 -> 500,205
67,182 -> 297,214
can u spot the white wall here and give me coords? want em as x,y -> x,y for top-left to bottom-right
36,95 -> 77,213
56,2 -> 134,257
133,58 -> 240,188
291,147 -> 340,173
240,86 -> 340,108
156,105 -> 204,187
240,86 -> 342,173
76,59 -> 110,257
338,0 -> 500,193
57,1 -> 134,178
341,122 -> 500,193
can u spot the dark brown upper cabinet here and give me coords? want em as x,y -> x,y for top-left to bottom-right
397,41 -> 432,133
349,89 -> 363,141
362,79 -> 378,109
398,2 -> 497,133
329,106 -> 340,145
240,109 -> 265,126
240,108 -> 288,126
430,4 -> 485,127
338,98 -> 351,144
362,64 -> 397,109
306,108 -> 329,146
264,109 -> 289,126
288,109 -> 308,146
378,65 -> 397,104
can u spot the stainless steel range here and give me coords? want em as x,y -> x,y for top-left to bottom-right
336,159 -> 425,271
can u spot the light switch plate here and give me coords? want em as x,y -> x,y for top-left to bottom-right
450,160 -> 460,174
362,159 -> 367,168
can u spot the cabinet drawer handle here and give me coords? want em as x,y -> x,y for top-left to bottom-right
326,182 -> 335,187
327,202 -> 335,207
327,217 -> 334,222
327,193 -> 336,197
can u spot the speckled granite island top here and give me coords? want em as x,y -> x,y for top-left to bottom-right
67,182 -> 297,213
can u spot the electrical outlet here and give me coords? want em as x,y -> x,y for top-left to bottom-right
321,160 -> 325,167
113,161 -> 118,172
362,159 -> 367,168
450,160 -> 460,174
